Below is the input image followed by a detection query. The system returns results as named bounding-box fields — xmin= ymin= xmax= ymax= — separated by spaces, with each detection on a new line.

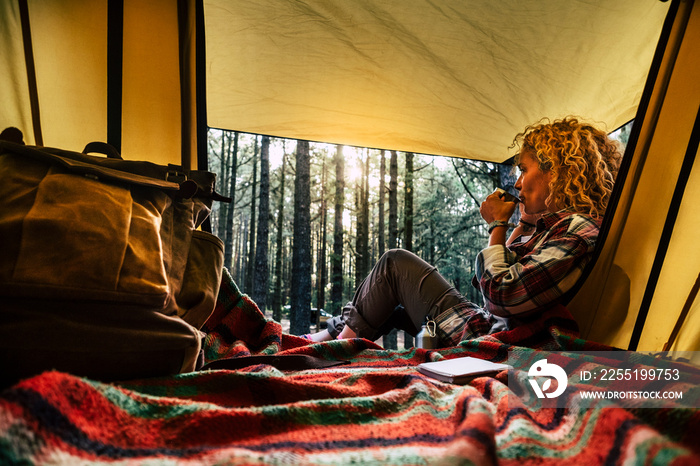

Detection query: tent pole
xmin=195 ymin=0 xmax=208 ymax=172
xmin=18 ymin=0 xmax=42 ymax=146
xmin=663 ymin=272 xmax=700 ymax=351
xmin=107 ymin=0 xmax=124 ymax=153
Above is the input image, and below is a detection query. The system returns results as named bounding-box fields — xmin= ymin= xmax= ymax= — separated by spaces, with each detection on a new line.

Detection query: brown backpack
xmin=0 ymin=141 xmax=228 ymax=387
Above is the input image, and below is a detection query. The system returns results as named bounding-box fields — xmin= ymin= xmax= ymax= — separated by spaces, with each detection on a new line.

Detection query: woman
xmin=308 ymin=117 xmax=621 ymax=346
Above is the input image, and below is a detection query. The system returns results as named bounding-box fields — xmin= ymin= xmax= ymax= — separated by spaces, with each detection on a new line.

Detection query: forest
xmin=207 ymin=125 xmax=630 ymax=348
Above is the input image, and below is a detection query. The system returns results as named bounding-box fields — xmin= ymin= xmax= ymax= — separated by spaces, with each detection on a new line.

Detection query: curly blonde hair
xmin=512 ymin=117 xmax=622 ymax=219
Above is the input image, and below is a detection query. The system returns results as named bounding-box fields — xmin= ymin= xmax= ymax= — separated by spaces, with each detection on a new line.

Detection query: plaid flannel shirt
xmin=475 ymin=209 xmax=600 ymax=318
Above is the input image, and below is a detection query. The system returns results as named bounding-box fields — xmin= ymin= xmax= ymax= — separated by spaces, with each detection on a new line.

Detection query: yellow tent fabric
xmin=635 ymin=2 xmax=700 ymax=354
xmin=0 ymin=0 xmax=198 ymax=168
xmin=205 ymin=0 xmax=669 ymax=162
xmin=0 ymin=1 xmax=33 ymax=145
xmin=567 ymin=0 xmax=700 ymax=354
xmin=1 ymin=0 xmax=669 ymax=163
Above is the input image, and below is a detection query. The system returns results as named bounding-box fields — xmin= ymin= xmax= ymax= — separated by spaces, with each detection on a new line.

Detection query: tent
xmin=1 ymin=0 xmax=699 ymax=353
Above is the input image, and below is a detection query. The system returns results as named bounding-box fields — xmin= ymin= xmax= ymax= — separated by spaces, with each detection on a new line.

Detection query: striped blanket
xmin=1 ymin=270 xmax=699 ymax=465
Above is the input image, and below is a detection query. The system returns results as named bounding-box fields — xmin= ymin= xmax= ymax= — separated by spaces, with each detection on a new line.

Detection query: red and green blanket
xmin=1 ymin=269 xmax=699 ymax=465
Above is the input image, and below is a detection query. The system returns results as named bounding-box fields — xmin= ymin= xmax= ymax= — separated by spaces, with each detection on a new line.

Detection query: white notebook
xmin=417 ymin=356 xmax=510 ymax=384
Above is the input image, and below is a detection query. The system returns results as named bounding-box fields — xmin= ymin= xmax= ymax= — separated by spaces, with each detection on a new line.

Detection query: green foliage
xmin=208 ymin=130 xmax=510 ymax=316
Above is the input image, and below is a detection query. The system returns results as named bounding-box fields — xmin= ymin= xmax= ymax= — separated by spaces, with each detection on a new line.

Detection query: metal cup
xmin=495 ymin=188 xmax=520 ymax=204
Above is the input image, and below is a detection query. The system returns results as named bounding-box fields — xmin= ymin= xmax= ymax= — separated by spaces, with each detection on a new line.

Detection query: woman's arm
xmin=476 ymin=213 xmax=599 ymax=317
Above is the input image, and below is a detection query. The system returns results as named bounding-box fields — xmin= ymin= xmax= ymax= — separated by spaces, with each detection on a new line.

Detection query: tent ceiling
xmin=205 ymin=0 xmax=669 ymax=163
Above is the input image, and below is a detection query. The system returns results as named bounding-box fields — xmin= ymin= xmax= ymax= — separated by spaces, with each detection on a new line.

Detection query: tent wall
xmin=567 ymin=0 xmax=700 ymax=353
xmin=0 ymin=1 xmax=35 ymax=145
xmin=204 ymin=0 xmax=668 ymax=163
xmin=0 ymin=0 xmax=204 ymax=169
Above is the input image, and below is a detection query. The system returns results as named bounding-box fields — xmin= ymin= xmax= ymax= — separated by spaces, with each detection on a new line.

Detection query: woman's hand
xmin=481 ymin=190 xmax=517 ymax=247
xmin=480 ymin=190 xmax=517 ymax=224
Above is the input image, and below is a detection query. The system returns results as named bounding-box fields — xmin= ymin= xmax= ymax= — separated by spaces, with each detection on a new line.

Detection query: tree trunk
xmin=498 ymin=163 xmax=520 ymax=224
xmin=316 ymin=155 xmax=328 ymax=322
xmin=216 ymin=132 xmax=229 ymax=243
xmin=378 ymin=150 xmax=386 ymax=256
xmin=290 ymin=140 xmax=312 ymax=335
xmin=245 ymin=137 xmax=259 ymax=293
xmin=330 ymin=145 xmax=345 ymax=315
xmin=355 ymin=151 xmax=371 ymax=288
xmin=235 ymin=216 xmax=246 ymax=283
xmin=223 ymin=132 xmax=238 ymax=271
xmin=252 ymin=136 xmax=270 ymax=310
xmin=388 ymin=150 xmax=399 ymax=249
xmin=272 ymin=152 xmax=287 ymax=322
xmin=354 ymin=179 xmax=363 ymax=289
xmin=404 ymin=152 xmax=414 ymax=253
xmin=384 ymin=150 xmax=399 ymax=349
xmin=404 ymin=152 xmax=415 ymax=348
xmin=362 ymin=153 xmax=370 ymax=270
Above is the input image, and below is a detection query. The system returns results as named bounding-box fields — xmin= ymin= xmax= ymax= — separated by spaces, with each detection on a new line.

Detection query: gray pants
xmin=327 ymin=249 xmax=467 ymax=341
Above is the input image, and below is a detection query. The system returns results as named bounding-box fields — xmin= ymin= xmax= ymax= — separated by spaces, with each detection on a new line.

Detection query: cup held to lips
xmin=495 ymin=188 xmax=520 ymax=204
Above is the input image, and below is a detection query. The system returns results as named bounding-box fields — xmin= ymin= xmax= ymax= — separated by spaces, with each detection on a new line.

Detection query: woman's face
xmin=514 ymin=149 xmax=552 ymax=215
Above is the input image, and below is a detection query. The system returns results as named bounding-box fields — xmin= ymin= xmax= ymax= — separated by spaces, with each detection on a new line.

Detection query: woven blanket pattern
xmin=1 ymin=269 xmax=699 ymax=465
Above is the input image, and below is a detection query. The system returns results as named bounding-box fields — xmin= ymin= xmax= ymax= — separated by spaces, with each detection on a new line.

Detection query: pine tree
xmin=252 ymin=136 xmax=270 ymax=311
xmin=378 ymin=150 xmax=386 ymax=256
xmin=290 ymin=140 xmax=312 ymax=335
xmin=403 ymin=152 xmax=415 ymax=348
xmin=383 ymin=150 xmax=400 ymax=349
xmin=223 ymin=132 xmax=238 ymax=271
xmin=330 ymin=145 xmax=345 ymax=315
xmin=272 ymin=150 xmax=287 ymax=322
xmin=245 ymin=137 xmax=259 ymax=293
xmin=315 ymin=154 xmax=328 ymax=325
